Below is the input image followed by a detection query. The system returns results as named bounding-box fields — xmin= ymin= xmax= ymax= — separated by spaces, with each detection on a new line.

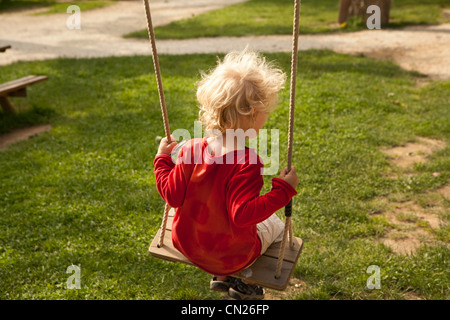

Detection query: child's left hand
xmin=157 ymin=135 xmax=178 ymax=156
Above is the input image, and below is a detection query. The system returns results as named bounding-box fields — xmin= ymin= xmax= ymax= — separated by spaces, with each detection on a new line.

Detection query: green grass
xmin=0 ymin=0 xmax=115 ymax=14
xmin=125 ymin=0 xmax=450 ymax=39
xmin=0 ymin=51 xmax=449 ymax=299
xmin=0 ymin=0 xmax=54 ymax=12
xmin=34 ymin=1 xmax=114 ymax=15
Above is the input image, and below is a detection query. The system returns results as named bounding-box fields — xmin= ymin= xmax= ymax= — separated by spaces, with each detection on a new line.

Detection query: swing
xmin=144 ymin=0 xmax=303 ymax=291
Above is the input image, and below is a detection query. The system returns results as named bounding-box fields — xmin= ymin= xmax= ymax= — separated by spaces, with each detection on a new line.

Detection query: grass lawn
xmin=125 ymin=0 xmax=450 ymax=39
xmin=0 ymin=51 xmax=449 ymax=299
xmin=0 ymin=0 xmax=115 ymax=14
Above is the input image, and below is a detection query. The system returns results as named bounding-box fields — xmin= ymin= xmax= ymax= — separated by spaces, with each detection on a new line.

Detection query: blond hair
xmin=197 ymin=49 xmax=286 ymax=135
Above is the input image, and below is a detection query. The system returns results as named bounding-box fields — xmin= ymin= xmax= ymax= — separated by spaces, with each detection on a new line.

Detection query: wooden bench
xmin=0 ymin=75 xmax=48 ymax=114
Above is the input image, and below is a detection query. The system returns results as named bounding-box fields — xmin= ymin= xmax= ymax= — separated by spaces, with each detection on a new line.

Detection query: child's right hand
xmin=279 ymin=166 xmax=299 ymax=189
xmin=157 ymin=135 xmax=178 ymax=156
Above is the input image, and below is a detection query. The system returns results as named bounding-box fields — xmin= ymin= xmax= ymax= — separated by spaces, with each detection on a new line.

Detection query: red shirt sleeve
xmin=153 ymin=146 xmax=193 ymax=208
xmin=226 ymin=160 xmax=298 ymax=227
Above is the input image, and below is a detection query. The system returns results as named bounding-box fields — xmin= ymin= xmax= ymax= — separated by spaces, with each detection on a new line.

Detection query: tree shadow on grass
xmin=0 ymin=0 xmax=55 ymax=13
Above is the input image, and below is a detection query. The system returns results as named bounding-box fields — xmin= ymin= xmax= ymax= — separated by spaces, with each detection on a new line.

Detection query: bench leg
xmin=0 ymin=96 xmax=16 ymax=114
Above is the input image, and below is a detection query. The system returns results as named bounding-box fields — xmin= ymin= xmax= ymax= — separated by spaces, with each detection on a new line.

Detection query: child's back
xmin=154 ymin=136 xmax=296 ymax=275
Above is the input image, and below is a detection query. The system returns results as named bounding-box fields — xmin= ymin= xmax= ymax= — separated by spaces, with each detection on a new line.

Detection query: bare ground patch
xmin=381 ymin=137 xmax=446 ymax=170
xmin=375 ymin=200 xmax=445 ymax=255
xmin=404 ymin=291 xmax=423 ymax=300
xmin=265 ymin=277 xmax=305 ymax=300
xmin=0 ymin=124 xmax=51 ymax=150
xmin=219 ymin=277 xmax=305 ymax=300
xmin=436 ymin=185 xmax=450 ymax=200
xmin=376 ymin=137 xmax=449 ymax=255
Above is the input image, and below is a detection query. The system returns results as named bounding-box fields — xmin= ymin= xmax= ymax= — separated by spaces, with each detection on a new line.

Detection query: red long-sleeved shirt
xmin=153 ymin=137 xmax=297 ymax=276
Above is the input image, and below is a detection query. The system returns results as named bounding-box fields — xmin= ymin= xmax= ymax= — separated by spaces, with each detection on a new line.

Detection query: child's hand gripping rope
xmin=156 ymin=135 xmax=178 ymax=156
xmin=279 ymin=166 xmax=299 ymax=189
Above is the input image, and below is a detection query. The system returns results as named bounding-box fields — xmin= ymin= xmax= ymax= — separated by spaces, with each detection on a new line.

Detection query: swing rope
xmin=143 ymin=0 xmax=172 ymax=248
xmin=275 ymin=0 xmax=301 ymax=279
xmin=144 ymin=0 xmax=301 ymax=277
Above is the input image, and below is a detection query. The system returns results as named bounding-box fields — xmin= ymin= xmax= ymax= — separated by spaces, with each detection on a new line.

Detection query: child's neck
xmin=207 ymin=134 xmax=247 ymax=157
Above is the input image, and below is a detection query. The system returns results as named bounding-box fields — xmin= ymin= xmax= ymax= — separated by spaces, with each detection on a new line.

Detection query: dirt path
xmin=1 ymin=0 xmax=449 ymax=80
xmin=0 ymin=0 xmax=246 ymax=63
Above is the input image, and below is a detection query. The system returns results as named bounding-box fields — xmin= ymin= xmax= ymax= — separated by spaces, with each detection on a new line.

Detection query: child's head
xmin=197 ymin=49 xmax=286 ymax=135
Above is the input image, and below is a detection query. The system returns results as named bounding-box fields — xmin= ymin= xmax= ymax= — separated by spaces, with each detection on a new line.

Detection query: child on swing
xmin=154 ymin=49 xmax=299 ymax=300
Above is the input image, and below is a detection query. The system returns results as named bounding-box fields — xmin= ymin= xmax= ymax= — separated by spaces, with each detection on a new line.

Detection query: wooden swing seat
xmin=149 ymin=209 xmax=303 ymax=291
